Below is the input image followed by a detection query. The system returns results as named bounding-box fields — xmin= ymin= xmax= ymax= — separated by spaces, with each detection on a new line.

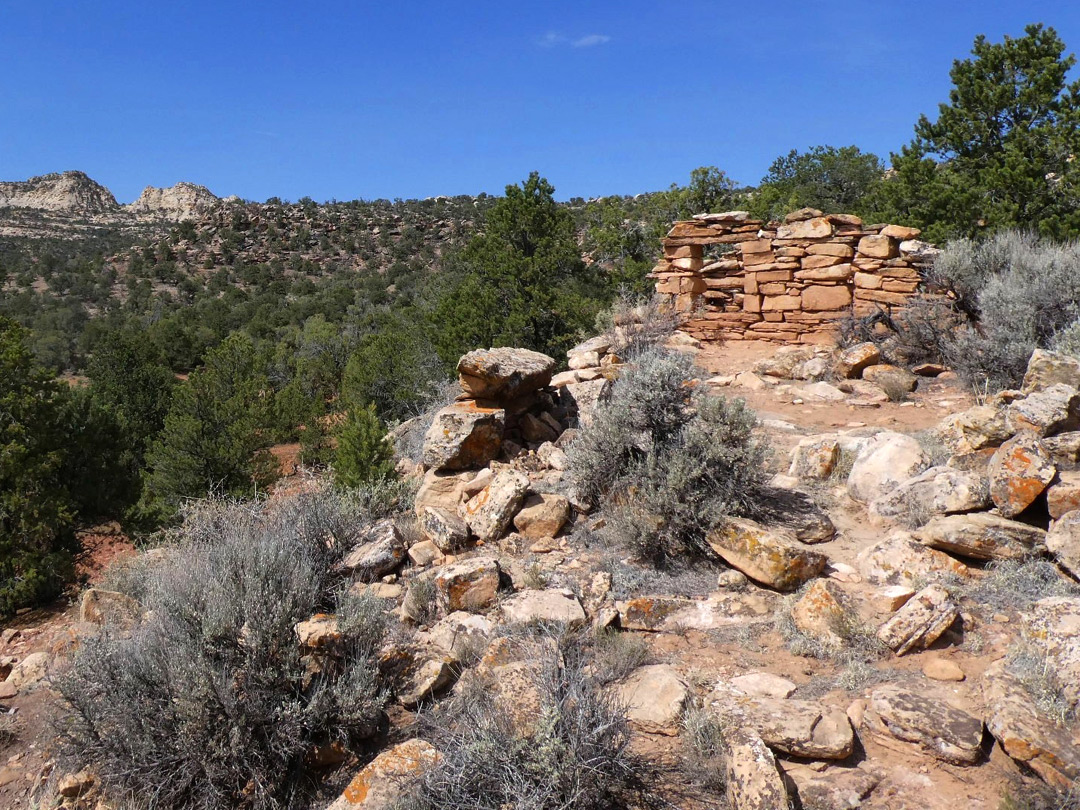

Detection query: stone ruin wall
xmin=651 ymin=210 xmax=938 ymax=344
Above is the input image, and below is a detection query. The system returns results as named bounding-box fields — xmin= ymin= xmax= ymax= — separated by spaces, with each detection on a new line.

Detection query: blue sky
xmin=2 ymin=1 xmax=1079 ymax=203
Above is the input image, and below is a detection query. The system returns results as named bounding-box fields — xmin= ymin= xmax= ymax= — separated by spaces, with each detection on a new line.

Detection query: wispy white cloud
xmin=572 ymin=34 xmax=611 ymax=48
xmin=537 ymin=31 xmax=611 ymax=49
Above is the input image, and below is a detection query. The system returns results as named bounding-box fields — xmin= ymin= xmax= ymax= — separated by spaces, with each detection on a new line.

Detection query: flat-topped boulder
xmin=422 ymin=401 xmax=505 ymax=471
xmin=457 ymin=347 xmax=556 ymax=402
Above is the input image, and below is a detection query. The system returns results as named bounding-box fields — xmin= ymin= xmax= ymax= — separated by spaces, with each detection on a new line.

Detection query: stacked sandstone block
xmin=651 ymin=208 xmax=935 ymax=343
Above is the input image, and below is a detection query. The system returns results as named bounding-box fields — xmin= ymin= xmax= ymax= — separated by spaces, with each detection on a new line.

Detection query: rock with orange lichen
xmin=432 ymin=556 xmax=501 ymax=613
xmin=791 ymin=579 xmax=855 ymax=647
xmin=988 ymin=432 xmax=1056 ymax=517
xmin=706 ymin=518 xmax=827 ymax=591
xmin=326 ymin=739 xmax=441 ymax=809
xmin=457 ymin=347 xmax=555 ymax=402
xmin=422 ymin=401 xmax=505 ymax=471
xmin=459 ymin=469 xmax=529 ymax=544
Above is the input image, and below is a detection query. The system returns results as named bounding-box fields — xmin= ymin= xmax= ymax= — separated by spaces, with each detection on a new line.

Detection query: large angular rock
xmin=791 ymin=579 xmax=855 ymax=647
xmin=935 ymin=405 xmax=1012 ymax=454
xmin=741 ymin=698 xmax=854 ymax=760
xmin=457 ymin=348 xmax=555 ymax=402
xmin=1021 ymin=348 xmax=1080 ymax=395
xmin=723 ymin=729 xmax=790 ymax=810
xmin=499 ymin=588 xmax=586 ymax=627
xmin=788 ymin=436 xmax=840 ymax=480
xmin=421 ymin=612 xmax=494 ymax=663
xmin=432 ymin=557 xmax=501 ymax=613
xmin=862 ymin=363 xmax=917 ymax=394
xmin=418 ymin=507 xmax=469 ymax=552
xmin=847 ymin=432 xmax=930 ymax=503
xmin=422 ymin=402 xmax=505 ymax=471
xmin=835 ymin=342 xmax=881 ymax=378
xmin=988 ymin=432 xmax=1056 ymax=517
xmin=706 ymin=518 xmax=827 ymax=592
xmin=984 ymin=659 xmax=1080 ymax=789
xmin=391 ymin=647 xmax=456 ymax=708
xmin=6 ymin=652 xmax=49 ymax=691
xmin=915 ymin=512 xmax=1046 ymax=561
xmin=616 ymin=592 xmax=776 ymax=632
xmin=868 ymin=466 xmax=989 ymax=522
xmin=870 ymin=685 xmax=983 ymax=764
xmin=1046 ymin=471 xmax=1080 ymax=519
xmin=876 ymin=583 xmax=958 ymax=654
xmin=341 ymin=520 xmax=406 ymax=581
xmin=460 ymin=469 xmax=530 ymax=544
xmin=1006 ymin=383 xmax=1080 ymax=436
xmin=1043 ymin=431 xmax=1080 ymax=469
xmin=856 ymin=531 xmax=971 ymax=587
xmin=295 ymin=614 xmax=342 ymax=652
xmin=413 ymin=469 xmax=470 ymax=518
xmin=1021 ymin=597 xmax=1080 ymax=713
xmin=753 ymin=345 xmax=818 ymax=379
xmin=615 ymin=664 xmax=689 ymax=735
xmin=327 ymin=739 xmax=442 ymax=810
xmin=562 ymin=378 xmax=611 ymax=428
xmin=512 ymin=493 xmax=570 ymax=539
xmin=1046 ymin=510 xmax=1080 ymax=578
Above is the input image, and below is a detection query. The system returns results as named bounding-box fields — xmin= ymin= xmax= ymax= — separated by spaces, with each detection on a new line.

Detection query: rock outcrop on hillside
xmin=125 ymin=182 xmax=220 ymax=219
xmin=0 ymin=171 xmax=119 ymax=215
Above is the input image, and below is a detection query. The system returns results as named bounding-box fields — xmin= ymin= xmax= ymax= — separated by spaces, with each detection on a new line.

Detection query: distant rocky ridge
xmin=0 ymin=170 xmax=220 ymax=221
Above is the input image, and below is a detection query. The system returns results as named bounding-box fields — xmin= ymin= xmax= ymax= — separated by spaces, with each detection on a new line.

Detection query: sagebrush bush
xmin=933 ymin=231 xmax=1080 ymax=389
xmin=55 ymin=488 xmax=400 ymax=810
xmin=593 ymin=289 xmax=683 ymax=360
xmin=397 ymin=631 xmax=643 ymax=810
xmin=568 ymin=348 xmax=769 ymax=565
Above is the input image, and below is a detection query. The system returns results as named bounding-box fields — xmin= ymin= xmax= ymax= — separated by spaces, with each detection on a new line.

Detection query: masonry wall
xmin=651 ymin=210 xmax=937 ymax=343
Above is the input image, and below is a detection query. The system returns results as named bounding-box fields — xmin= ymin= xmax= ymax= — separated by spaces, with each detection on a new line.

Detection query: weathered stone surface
xmin=422 ymin=612 xmax=494 ymax=663
xmin=856 ymin=531 xmax=970 ymax=587
xmin=870 ymin=685 xmax=983 ymax=764
xmin=1021 ymin=597 xmax=1080 ymax=712
xmin=422 ymin=402 xmax=505 ymax=471
xmin=407 ymin=540 xmax=443 ymax=567
xmin=723 ymin=729 xmax=790 ymax=810
xmin=433 ymin=557 xmax=501 ymax=613
xmin=327 ymin=739 xmax=441 ymax=810
xmin=777 ymin=217 xmax=832 ymax=240
xmin=923 ymin=657 xmax=965 ymax=681
xmin=419 ymin=507 xmax=469 ymax=552
xmin=847 ymin=432 xmax=930 ymax=503
xmin=460 ymin=469 xmax=529 ymax=543
xmin=342 ymin=520 xmax=407 ymax=581
xmin=6 ymin=652 xmax=49 ymax=691
xmin=791 ymin=769 xmax=880 ymax=810
xmin=79 ymin=588 xmax=141 ymax=628
xmin=742 ymin=698 xmax=855 ymax=759
xmin=869 ymin=466 xmax=990 ymax=522
xmin=835 ymin=342 xmax=881 ymax=378
xmin=1007 ymin=383 xmax=1080 ymax=436
xmin=562 ymin=378 xmax=611 ymax=428
xmin=916 ymin=512 xmax=1046 ymax=561
xmin=802 ymin=285 xmax=852 ymax=311
xmin=753 ymin=345 xmax=818 ymax=379
xmin=857 ymin=234 xmax=898 ymax=259
xmin=862 ymin=363 xmax=918 ymax=394
xmin=789 ymin=436 xmax=841 ymax=480
xmin=706 ymin=518 xmax=827 ymax=591
xmin=935 ymin=405 xmax=1012 ymax=454
xmin=295 ymin=614 xmax=342 ymax=651
xmin=499 ymin=588 xmax=585 ymax=626
xmin=616 ymin=592 xmax=776 ymax=632
xmin=394 ymin=649 xmax=456 ymax=708
xmin=876 ymin=583 xmax=958 ymax=655
xmin=801 ymin=381 xmax=846 ymax=401
xmin=881 ymin=224 xmax=922 ymax=240
xmin=457 ymin=347 xmax=555 ymax=402
xmin=988 ymin=432 xmax=1056 ymax=517
xmin=615 ymin=664 xmax=689 ymax=734
xmin=1047 ymin=471 xmax=1080 ymax=519
xmin=791 ymin=579 xmax=855 ymax=647
xmin=984 ymin=659 xmax=1080 ymax=789
xmin=1044 ymin=430 xmax=1080 ymax=469
xmin=729 ymin=672 xmax=797 ymax=699
xmin=1021 ymin=348 xmax=1080 ymax=395
xmin=414 ymin=469 xmax=469 ymax=518
xmin=512 ymin=493 xmax=570 ymax=539
xmin=1047 ymin=509 xmax=1080 ymax=578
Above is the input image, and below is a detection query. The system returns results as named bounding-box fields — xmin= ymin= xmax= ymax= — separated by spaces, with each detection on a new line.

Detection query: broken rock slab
xmin=1006 ymin=383 xmax=1080 ymax=437
xmin=935 ymin=404 xmax=1012 ymax=455
xmin=327 ymin=739 xmax=442 ymax=810
xmin=707 ymin=518 xmax=827 ymax=591
xmin=422 ymin=401 xmax=505 ymax=471
xmin=723 ymin=728 xmax=790 ymax=810
xmin=870 ymin=685 xmax=983 ymax=765
xmin=459 ymin=469 xmax=530 ymax=544
xmin=856 ymin=531 xmax=970 ymax=588
xmin=457 ymin=347 xmax=555 ymax=402
xmin=847 ymin=431 xmax=930 ymax=503
xmin=791 ymin=579 xmax=856 ymax=648
xmin=1021 ymin=596 xmax=1080 ymax=713
xmin=499 ymin=588 xmax=586 ymax=627
xmin=876 ymin=583 xmax=959 ymax=655
xmin=616 ymin=592 xmax=776 ymax=632
xmin=868 ymin=465 xmax=990 ymax=523
xmin=1046 ymin=509 xmax=1080 ymax=578
xmin=432 ymin=557 xmax=501 ymax=614
xmin=1021 ymin=348 xmax=1080 ymax=395
xmin=615 ymin=664 xmax=689 ymax=735
xmin=988 ymin=432 xmax=1056 ymax=517
xmin=915 ymin=511 xmax=1046 ymax=561
xmin=341 ymin=520 xmax=407 ymax=581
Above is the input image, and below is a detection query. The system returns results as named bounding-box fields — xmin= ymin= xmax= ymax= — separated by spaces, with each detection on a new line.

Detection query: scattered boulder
xmin=561 ymin=378 xmax=611 ymax=428
xmin=870 ymin=685 xmax=983 ymax=764
xmin=6 ymin=652 xmax=49 ymax=691
xmin=460 ymin=469 xmax=530 ymax=544
xmin=706 ymin=518 xmax=827 ymax=591
xmin=988 ymin=432 xmax=1056 ymax=517
xmin=984 ymin=659 xmax=1080 ymax=789
xmin=79 ymin=588 xmax=142 ymax=629
xmin=341 ymin=520 xmax=406 ymax=581
xmin=835 ymin=342 xmax=881 ymax=378
xmin=499 ymin=588 xmax=586 ymax=627
xmin=326 ymin=739 xmax=442 ymax=810
xmin=1046 ymin=510 xmax=1080 ymax=578
xmin=923 ymin=658 xmax=965 ymax=682
xmin=615 ymin=664 xmax=689 ymax=735
xmin=422 ymin=402 xmax=505 ymax=471
xmin=915 ymin=512 xmax=1046 ymax=561
xmin=856 ymin=531 xmax=970 ymax=587
xmin=418 ymin=507 xmax=469 ymax=553
xmin=847 ymin=432 xmax=930 ymax=503
xmin=512 ymin=493 xmax=570 ymax=539
xmin=876 ymin=583 xmax=958 ymax=655
xmin=1021 ymin=597 xmax=1080 ymax=712
xmin=723 ymin=728 xmax=790 ymax=810
xmin=432 ymin=557 xmax=501 ymax=613
xmin=295 ymin=614 xmax=342 ymax=652
xmin=422 ymin=612 xmax=494 ymax=663
xmin=393 ymin=649 xmax=456 ymax=708
xmin=414 ymin=469 xmax=470 ymax=517
xmin=1046 ymin=471 xmax=1080 ymax=519
xmin=1006 ymin=383 xmax=1080 ymax=436
xmin=788 ymin=436 xmax=840 ymax=480
xmin=868 ymin=466 xmax=990 ymax=523
xmin=457 ymin=347 xmax=555 ymax=402
xmin=791 ymin=579 xmax=855 ymax=647
xmin=729 ymin=672 xmax=797 ymax=699
xmin=740 ymin=698 xmax=854 ymax=760
xmin=935 ymin=405 xmax=1012 ymax=455
xmin=862 ymin=364 xmax=918 ymax=394
xmin=1043 ymin=431 xmax=1080 ymax=469
xmin=1021 ymin=348 xmax=1080 ymax=395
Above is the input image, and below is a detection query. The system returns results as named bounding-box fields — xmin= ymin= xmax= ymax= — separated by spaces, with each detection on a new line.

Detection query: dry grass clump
xmin=961 ymin=558 xmax=1080 ymax=615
